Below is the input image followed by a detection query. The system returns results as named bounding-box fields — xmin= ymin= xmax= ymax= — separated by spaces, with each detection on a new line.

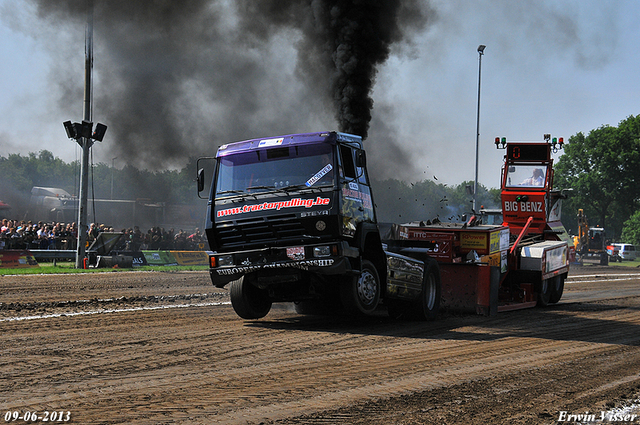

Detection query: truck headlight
xmin=313 ymin=245 xmax=331 ymax=257
xmin=217 ymin=254 xmax=234 ymax=266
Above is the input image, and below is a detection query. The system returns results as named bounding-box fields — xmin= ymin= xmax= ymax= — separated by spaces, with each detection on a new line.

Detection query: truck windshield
xmin=505 ymin=164 xmax=546 ymax=188
xmin=216 ymin=143 xmax=334 ymax=196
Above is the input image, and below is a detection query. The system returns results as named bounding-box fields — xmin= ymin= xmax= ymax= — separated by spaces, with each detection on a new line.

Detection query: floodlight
xmin=80 ymin=120 xmax=93 ymax=139
xmin=63 ymin=121 xmax=77 ymax=139
xmin=93 ymin=123 xmax=107 ymax=142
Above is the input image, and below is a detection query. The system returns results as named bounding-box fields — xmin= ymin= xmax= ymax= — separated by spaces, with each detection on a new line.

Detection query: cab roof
xmin=216 ymin=131 xmax=363 ymax=157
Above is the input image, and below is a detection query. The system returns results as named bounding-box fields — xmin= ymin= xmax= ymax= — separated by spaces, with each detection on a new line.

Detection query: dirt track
xmin=2 ymin=266 xmax=640 ymax=424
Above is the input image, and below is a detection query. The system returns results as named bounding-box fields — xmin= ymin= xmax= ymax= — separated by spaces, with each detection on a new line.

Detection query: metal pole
xmin=473 ymin=45 xmax=485 ymax=213
xmin=111 ymin=157 xmax=117 ymax=200
xmin=76 ymin=0 xmax=93 ymax=268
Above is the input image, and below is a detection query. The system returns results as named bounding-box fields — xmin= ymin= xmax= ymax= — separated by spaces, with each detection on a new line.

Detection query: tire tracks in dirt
xmin=2 ymin=269 xmax=640 ymax=424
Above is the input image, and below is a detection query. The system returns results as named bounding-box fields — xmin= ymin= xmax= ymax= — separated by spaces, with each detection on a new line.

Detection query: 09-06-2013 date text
xmin=4 ymin=411 xmax=70 ymax=422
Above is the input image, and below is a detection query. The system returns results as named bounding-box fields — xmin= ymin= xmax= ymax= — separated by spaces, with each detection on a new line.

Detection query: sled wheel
xmin=537 ymin=278 xmax=552 ymax=307
xmin=549 ymin=275 xmax=564 ymax=304
xmin=407 ymin=259 xmax=441 ymax=320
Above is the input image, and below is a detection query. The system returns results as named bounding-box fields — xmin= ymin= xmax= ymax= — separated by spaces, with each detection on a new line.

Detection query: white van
xmin=612 ymin=243 xmax=637 ymax=261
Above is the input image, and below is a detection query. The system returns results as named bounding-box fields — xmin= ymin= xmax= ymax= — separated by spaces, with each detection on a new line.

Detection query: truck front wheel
xmin=229 ymin=275 xmax=272 ymax=319
xmin=341 ymin=260 xmax=381 ymax=315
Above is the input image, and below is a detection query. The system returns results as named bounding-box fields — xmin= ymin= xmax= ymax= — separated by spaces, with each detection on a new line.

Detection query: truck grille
xmin=216 ymin=214 xmax=307 ymax=248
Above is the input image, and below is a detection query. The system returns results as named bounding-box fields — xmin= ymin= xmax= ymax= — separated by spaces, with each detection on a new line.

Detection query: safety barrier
xmin=0 ymin=249 xmax=209 ymax=269
xmin=0 ymin=250 xmax=39 ymax=269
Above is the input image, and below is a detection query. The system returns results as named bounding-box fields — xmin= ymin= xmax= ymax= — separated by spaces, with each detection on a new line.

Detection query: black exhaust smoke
xmin=313 ymin=0 xmax=409 ymax=139
xmin=23 ymin=0 xmax=430 ymax=169
xmin=238 ymin=0 xmax=430 ymax=139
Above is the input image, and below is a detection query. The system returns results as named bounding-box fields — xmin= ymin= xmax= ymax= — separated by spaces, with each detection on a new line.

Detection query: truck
xmin=494 ymin=134 xmax=574 ymax=306
xmin=197 ymin=131 xmax=571 ymax=319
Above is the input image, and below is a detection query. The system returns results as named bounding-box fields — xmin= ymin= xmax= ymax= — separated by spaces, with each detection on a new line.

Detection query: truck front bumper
xmin=208 ymin=243 xmax=355 ymax=287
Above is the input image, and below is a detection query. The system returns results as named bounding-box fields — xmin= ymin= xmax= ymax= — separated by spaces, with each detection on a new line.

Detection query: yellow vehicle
xmin=576 ymin=209 xmax=608 ymax=264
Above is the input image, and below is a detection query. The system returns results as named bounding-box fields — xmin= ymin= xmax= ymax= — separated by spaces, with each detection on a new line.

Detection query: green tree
xmin=554 ymin=115 xmax=640 ymax=239
xmin=621 ymin=211 xmax=640 ymax=245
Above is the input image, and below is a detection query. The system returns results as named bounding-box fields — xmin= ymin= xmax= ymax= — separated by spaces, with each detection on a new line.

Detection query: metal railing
xmin=29 ymin=250 xmax=77 ymax=262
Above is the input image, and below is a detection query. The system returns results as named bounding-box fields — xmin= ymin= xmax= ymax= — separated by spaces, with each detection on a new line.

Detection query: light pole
xmin=111 ymin=157 xmax=117 ymax=200
xmin=62 ymin=0 xmax=107 ymax=268
xmin=473 ymin=44 xmax=486 ymax=213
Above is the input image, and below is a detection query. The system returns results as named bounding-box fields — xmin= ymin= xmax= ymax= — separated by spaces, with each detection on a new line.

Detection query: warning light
xmin=495 ymin=136 xmax=507 ymax=149
xmin=549 ymin=136 xmax=565 ymax=152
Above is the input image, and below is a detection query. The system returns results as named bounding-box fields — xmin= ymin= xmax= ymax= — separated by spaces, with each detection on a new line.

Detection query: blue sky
xmin=1 ymin=0 xmax=639 ymax=188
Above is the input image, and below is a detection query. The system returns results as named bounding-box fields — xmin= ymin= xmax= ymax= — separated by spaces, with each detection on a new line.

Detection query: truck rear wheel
xmin=549 ymin=275 xmax=564 ymax=304
xmin=229 ymin=275 xmax=272 ymax=319
xmin=341 ymin=260 xmax=380 ymax=315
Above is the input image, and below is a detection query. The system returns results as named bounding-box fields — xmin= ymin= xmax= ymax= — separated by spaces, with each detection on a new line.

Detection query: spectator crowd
xmin=0 ymin=218 xmax=208 ymax=251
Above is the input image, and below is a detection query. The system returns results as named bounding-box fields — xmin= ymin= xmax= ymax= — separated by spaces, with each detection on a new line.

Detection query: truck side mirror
xmin=197 ymin=168 xmax=205 ymax=193
xmin=196 ymin=156 xmax=216 ymax=199
xmin=560 ymin=188 xmax=573 ymax=199
xmin=355 ymin=150 xmax=366 ymax=168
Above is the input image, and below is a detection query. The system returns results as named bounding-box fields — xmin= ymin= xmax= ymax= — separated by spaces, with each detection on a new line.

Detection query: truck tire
xmin=404 ymin=259 xmax=441 ymax=321
xmin=549 ymin=275 xmax=564 ymax=304
xmin=229 ymin=275 xmax=272 ymax=319
xmin=537 ymin=278 xmax=552 ymax=307
xmin=417 ymin=259 xmax=441 ymax=320
xmin=340 ymin=260 xmax=380 ymax=315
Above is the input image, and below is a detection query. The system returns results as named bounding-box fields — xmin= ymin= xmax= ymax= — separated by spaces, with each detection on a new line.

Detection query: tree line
xmin=554 ymin=114 xmax=640 ymax=244
xmin=0 ymin=153 xmax=200 ymax=217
